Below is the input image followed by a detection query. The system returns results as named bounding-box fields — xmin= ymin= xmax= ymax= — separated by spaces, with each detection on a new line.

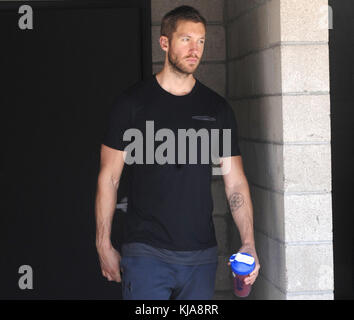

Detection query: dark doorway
xmin=329 ymin=0 xmax=354 ymax=300
xmin=0 ymin=0 xmax=151 ymax=299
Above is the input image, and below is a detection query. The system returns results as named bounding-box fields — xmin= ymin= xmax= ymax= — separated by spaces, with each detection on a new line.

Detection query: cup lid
xmin=229 ymin=252 xmax=255 ymax=275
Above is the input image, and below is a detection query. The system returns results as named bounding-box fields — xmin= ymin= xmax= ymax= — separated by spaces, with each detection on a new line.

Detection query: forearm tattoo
xmin=228 ymin=192 xmax=244 ymax=214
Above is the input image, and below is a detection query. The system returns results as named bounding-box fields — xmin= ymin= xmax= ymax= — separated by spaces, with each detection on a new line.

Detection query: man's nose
xmin=189 ymin=40 xmax=200 ymax=53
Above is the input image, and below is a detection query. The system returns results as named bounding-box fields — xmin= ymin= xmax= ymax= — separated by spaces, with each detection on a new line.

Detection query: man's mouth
xmin=186 ymin=57 xmax=198 ymax=63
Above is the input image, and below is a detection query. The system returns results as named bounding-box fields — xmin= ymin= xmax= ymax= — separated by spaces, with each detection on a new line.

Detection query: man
xmin=95 ymin=5 xmax=260 ymax=300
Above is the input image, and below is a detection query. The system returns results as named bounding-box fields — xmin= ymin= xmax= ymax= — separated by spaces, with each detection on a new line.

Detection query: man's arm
xmin=95 ymin=144 xmax=126 ymax=282
xmin=220 ymin=155 xmax=260 ymax=285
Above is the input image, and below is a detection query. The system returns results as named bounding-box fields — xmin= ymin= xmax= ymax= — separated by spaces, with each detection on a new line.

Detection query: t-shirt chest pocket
xmin=191 ymin=114 xmax=218 ymax=132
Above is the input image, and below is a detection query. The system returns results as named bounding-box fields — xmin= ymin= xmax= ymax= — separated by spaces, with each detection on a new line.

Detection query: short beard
xmin=167 ymin=51 xmax=194 ymax=76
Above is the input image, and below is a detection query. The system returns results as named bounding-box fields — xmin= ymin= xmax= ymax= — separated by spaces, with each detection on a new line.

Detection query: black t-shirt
xmin=102 ymin=74 xmax=241 ymax=251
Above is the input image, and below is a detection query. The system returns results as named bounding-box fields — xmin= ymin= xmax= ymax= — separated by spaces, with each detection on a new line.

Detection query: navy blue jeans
xmin=120 ymin=255 xmax=218 ymax=300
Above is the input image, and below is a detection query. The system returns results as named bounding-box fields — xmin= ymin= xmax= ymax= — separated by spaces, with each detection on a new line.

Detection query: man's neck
xmin=155 ymin=70 xmax=196 ymax=96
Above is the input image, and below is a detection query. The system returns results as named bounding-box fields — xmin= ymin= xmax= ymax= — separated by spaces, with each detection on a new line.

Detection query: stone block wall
xmin=225 ymin=0 xmax=333 ymax=299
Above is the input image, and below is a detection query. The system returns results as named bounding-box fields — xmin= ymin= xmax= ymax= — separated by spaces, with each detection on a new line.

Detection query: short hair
xmin=160 ymin=5 xmax=206 ymax=41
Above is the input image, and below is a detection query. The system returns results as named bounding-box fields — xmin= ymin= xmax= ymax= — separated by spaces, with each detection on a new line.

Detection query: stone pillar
xmin=225 ymin=0 xmax=333 ymax=299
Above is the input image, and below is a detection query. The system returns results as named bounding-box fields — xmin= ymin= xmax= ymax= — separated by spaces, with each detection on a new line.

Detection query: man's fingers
xmin=105 ymin=269 xmax=121 ymax=283
xmin=249 ymin=270 xmax=258 ymax=279
xmin=243 ymin=265 xmax=260 ymax=285
xmin=115 ymin=274 xmax=122 ymax=283
xmin=102 ymin=268 xmax=114 ymax=281
xmin=245 ymin=274 xmax=256 ymax=285
xmin=249 ymin=269 xmax=257 ymax=277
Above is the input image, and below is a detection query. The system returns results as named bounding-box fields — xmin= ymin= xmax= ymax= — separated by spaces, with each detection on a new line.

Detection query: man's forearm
xmin=95 ymin=172 xmax=119 ymax=249
xmin=225 ymin=180 xmax=255 ymax=246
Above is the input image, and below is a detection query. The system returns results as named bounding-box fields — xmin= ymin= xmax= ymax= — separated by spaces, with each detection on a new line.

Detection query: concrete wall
xmin=151 ymin=0 xmax=333 ymax=299
xmin=225 ymin=0 xmax=333 ymax=299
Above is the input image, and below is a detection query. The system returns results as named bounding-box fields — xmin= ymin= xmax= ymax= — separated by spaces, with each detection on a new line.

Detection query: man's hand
xmin=97 ymin=244 xmax=123 ymax=282
xmin=227 ymin=244 xmax=260 ymax=286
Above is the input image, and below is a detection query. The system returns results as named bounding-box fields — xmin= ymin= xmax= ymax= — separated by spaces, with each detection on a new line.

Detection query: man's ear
xmin=160 ymin=35 xmax=169 ymax=53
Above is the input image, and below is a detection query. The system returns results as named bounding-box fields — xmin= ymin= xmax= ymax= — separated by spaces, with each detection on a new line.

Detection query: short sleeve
xmin=101 ymin=93 xmax=132 ymax=151
xmin=218 ymin=100 xmax=242 ymax=157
